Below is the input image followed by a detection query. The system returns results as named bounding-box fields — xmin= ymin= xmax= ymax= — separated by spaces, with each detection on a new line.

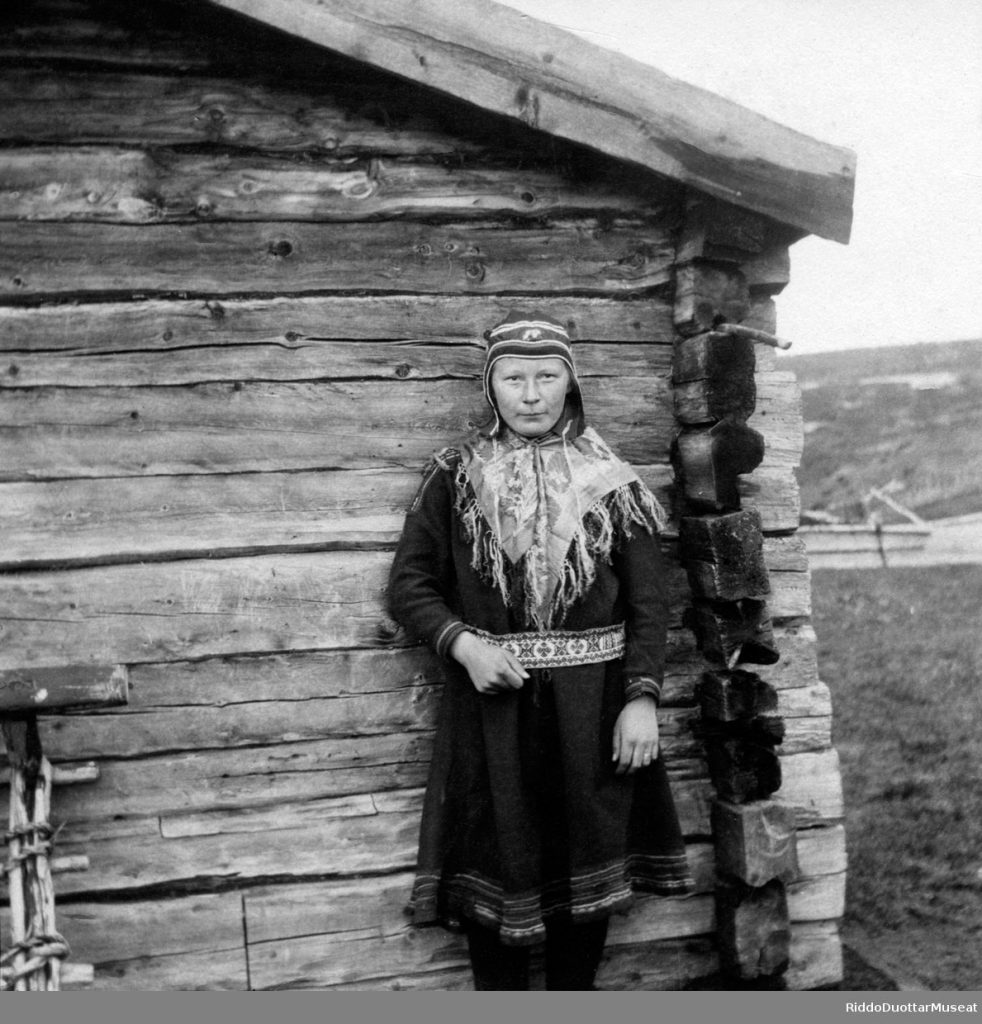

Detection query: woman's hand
xmin=612 ymin=696 xmax=660 ymax=775
xmin=450 ymin=631 xmax=529 ymax=695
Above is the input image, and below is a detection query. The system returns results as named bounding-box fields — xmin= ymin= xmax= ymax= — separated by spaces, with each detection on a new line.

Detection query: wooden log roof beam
xmin=204 ymin=0 xmax=855 ymax=243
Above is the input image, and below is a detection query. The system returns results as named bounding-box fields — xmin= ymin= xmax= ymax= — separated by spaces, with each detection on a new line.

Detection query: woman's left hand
xmin=612 ymin=697 xmax=660 ymax=775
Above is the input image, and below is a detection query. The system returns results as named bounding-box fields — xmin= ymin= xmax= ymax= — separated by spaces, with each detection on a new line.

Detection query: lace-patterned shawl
xmin=454 ymin=425 xmax=666 ymax=629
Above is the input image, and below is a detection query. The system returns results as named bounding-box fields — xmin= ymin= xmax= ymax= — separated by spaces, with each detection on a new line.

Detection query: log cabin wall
xmin=0 ymin=0 xmax=843 ymax=989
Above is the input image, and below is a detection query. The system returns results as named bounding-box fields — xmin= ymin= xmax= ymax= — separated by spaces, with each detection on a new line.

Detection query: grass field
xmin=811 ymin=566 xmax=982 ymax=991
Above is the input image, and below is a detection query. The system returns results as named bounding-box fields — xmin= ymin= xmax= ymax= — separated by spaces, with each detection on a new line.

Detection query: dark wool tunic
xmin=388 ymin=451 xmax=694 ymax=946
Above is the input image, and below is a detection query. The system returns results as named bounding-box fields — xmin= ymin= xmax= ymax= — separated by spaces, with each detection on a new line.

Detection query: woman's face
xmin=490 ymin=356 xmax=571 ymax=437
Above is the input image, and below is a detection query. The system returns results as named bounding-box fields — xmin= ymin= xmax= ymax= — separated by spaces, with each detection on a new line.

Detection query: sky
xmin=503 ymin=0 xmax=982 ymax=355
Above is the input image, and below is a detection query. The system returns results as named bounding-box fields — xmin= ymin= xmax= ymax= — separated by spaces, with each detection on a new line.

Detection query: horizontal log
xmin=246 ymin=895 xmax=716 ymax=991
xmin=0 ymin=550 xmax=390 ymax=670
xmin=0 ymin=541 xmax=810 ymax=670
xmin=33 ymin=695 xmax=698 ymax=763
xmin=0 ymin=377 xmax=673 ymax=481
xmin=41 ymin=734 xmax=436 ymax=822
xmin=786 ymin=920 xmax=842 ymax=990
xmin=40 ymin=842 xmax=840 ymax=989
xmin=51 ymin=854 xmax=90 ymax=874
xmin=0 ymin=664 xmax=127 ymax=713
xmin=35 ymin=750 xmax=839 ymax=898
xmin=754 ymin=624 xmax=819 ymax=690
xmin=1 ymin=218 xmax=675 ymax=299
xmin=787 ymin=871 xmax=845 ymax=923
xmin=777 ymin=750 xmax=843 ymax=827
xmin=0 ymin=7 xmax=215 ymax=71
xmin=241 ymin=851 xmax=715 ymax=946
xmin=0 ymin=68 xmax=486 ymax=156
xmin=0 ymin=707 xmax=824 ymax=825
xmin=0 ymin=146 xmax=670 ymax=224
xmin=0 ymin=293 xmax=674 ymax=352
xmin=738 ymin=466 xmax=800 ymax=533
xmin=794 ymin=824 xmax=846 ymax=878
xmin=748 ymin=371 xmax=804 ymax=469
xmin=55 ymin=890 xmax=248 ymax=991
xmin=1 ymin=337 xmax=668 ymax=389
xmin=51 ymin=762 xmax=100 ymax=785
xmin=0 ymin=465 xmax=674 ymax=570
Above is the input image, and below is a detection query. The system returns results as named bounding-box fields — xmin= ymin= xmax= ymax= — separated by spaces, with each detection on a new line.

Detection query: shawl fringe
xmin=453 ymin=460 xmax=666 ymax=629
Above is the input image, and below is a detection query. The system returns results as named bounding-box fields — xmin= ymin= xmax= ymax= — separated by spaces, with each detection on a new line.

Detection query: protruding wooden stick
xmin=51 ymin=854 xmax=90 ymax=874
xmin=714 ymin=322 xmax=793 ymax=350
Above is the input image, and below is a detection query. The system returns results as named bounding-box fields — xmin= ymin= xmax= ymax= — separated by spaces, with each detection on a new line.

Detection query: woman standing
xmin=388 ymin=310 xmax=693 ymax=990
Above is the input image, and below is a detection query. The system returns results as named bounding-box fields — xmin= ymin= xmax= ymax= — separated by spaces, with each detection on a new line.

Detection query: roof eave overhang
xmin=205 ymin=0 xmax=855 ymax=244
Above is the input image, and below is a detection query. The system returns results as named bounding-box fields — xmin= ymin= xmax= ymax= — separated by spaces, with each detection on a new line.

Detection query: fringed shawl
xmin=452 ymin=426 xmax=666 ymax=630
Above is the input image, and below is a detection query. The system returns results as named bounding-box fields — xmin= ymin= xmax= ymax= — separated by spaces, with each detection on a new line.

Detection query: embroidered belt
xmin=471 ymin=623 xmax=626 ymax=669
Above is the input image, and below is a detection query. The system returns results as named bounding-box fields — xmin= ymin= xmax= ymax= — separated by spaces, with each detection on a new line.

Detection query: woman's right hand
xmin=449 ymin=631 xmax=529 ymax=694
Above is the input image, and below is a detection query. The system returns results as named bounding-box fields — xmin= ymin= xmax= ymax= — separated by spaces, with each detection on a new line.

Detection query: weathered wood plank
xmin=1 ymin=337 xmax=669 ymax=388
xmin=738 ymin=466 xmax=801 ymax=533
xmin=777 ymin=750 xmax=843 ymax=827
xmin=246 ymin=886 xmax=716 ymax=991
xmin=204 ymin=0 xmax=855 ymax=242
xmin=786 ymin=920 xmax=843 ymax=989
xmin=37 ymin=766 xmax=834 ymax=890
xmin=754 ymin=623 xmax=820 ymax=690
xmin=1 ymin=700 xmax=824 ymax=824
xmin=0 ymin=541 xmax=810 ymax=670
xmin=0 ymin=68 xmax=482 ymax=155
xmin=0 ymin=550 xmax=389 ymax=670
xmin=0 ymin=2 xmax=216 ymax=71
xmin=0 ymin=219 xmax=675 ymax=299
xmin=795 ymin=824 xmax=846 ymax=878
xmin=749 ymin=370 xmax=804 ymax=469
xmin=0 ymin=663 xmax=127 ymax=713
xmin=4 ymin=832 xmax=842 ymax=988
xmin=788 ymin=871 xmax=845 ymax=923
xmin=0 ymin=294 xmax=675 ymax=352
xmin=11 ymin=762 xmax=839 ymax=898
xmin=0 ymin=377 xmax=673 ymax=481
xmin=54 ymin=890 xmax=248 ymax=991
xmin=39 ymin=734 xmax=436 ymax=822
xmin=0 ymin=147 xmax=669 ymax=224
xmin=0 ymin=465 xmax=676 ymax=569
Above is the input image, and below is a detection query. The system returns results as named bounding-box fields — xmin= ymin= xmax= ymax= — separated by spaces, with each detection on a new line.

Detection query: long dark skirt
xmin=407 ymin=660 xmax=694 ymax=946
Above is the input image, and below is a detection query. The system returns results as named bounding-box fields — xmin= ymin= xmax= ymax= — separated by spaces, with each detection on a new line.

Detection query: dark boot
xmin=465 ymin=922 xmax=531 ymax=991
xmin=544 ymin=918 xmax=609 ymax=991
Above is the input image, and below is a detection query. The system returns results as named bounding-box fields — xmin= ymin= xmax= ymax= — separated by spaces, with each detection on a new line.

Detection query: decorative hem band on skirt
xmin=470 ymin=622 xmax=625 ymax=669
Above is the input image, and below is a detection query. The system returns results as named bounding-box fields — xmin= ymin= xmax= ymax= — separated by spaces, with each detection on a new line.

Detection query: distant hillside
xmin=781 ymin=338 xmax=982 ymax=521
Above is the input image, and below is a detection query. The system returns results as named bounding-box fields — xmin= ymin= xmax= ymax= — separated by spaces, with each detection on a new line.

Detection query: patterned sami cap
xmin=481 ymin=309 xmax=582 ymax=434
